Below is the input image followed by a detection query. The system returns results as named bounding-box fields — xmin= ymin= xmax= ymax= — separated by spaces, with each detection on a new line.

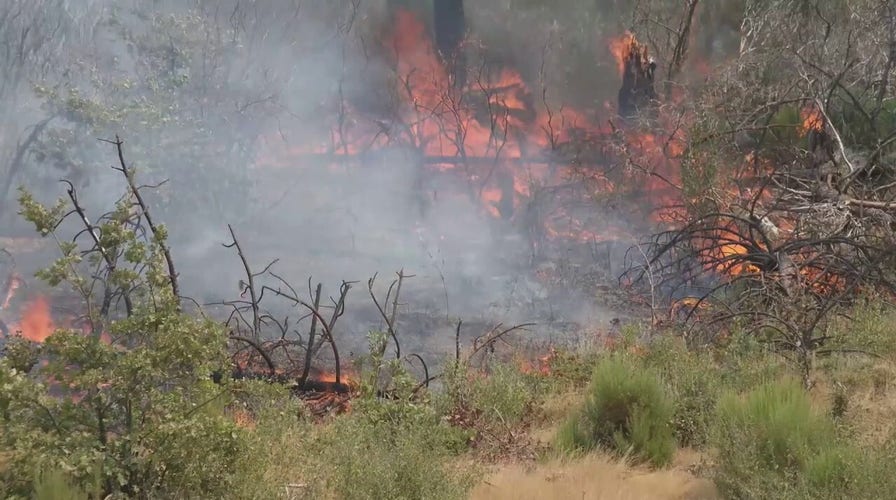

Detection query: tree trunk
xmin=433 ymin=0 xmax=466 ymax=88
xmin=617 ymin=35 xmax=657 ymax=119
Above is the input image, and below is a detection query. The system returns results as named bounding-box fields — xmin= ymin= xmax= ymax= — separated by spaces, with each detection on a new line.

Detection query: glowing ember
xmin=232 ymin=408 xmax=257 ymax=429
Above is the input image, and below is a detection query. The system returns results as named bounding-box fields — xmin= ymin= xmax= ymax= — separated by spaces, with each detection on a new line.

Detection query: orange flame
xmin=518 ymin=347 xmax=556 ymax=376
xmin=800 ymin=105 xmax=824 ymax=137
xmin=14 ymin=296 xmax=55 ymax=343
xmin=608 ymin=31 xmax=637 ymax=77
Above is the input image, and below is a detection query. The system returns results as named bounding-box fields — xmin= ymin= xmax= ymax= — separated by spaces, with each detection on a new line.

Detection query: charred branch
xmin=61 ymin=180 xmax=133 ymax=322
xmin=223 ymin=224 xmax=264 ymax=338
xmin=263 ymin=280 xmax=353 ymax=387
xmin=367 ymin=269 xmax=413 ymax=359
xmin=0 ymin=115 xmax=53 ymax=215
xmin=433 ymin=0 xmax=466 ymax=88
xmin=298 ymin=281 xmax=323 ymax=388
xmin=229 ymin=334 xmax=277 ymax=378
xmin=103 ymin=136 xmax=180 ymax=307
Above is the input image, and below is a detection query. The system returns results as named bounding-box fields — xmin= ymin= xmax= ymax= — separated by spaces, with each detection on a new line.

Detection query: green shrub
xmin=712 ymin=379 xmax=853 ymax=498
xmin=437 ymin=360 xmax=542 ymax=429
xmin=556 ymin=356 xmax=675 ymax=467
xmin=642 ymin=336 xmax=721 ymax=447
xmin=0 ymin=188 xmax=262 ymax=499
xmin=716 ymin=330 xmax=785 ymax=391
xmin=544 ymin=348 xmax=602 ymax=388
xmin=313 ymin=398 xmax=477 ymax=500
xmin=31 ymin=468 xmax=100 ymax=500
xmin=825 ymin=300 xmax=896 ymax=360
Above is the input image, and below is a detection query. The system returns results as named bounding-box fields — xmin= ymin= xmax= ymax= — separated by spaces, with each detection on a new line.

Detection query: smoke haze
xmin=0 ymin=1 xmax=640 ymax=357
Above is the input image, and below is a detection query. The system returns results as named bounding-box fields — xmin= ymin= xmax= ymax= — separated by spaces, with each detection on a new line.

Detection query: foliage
xmin=1 ymin=336 xmax=41 ymax=373
xmin=7 ymin=3 xmax=276 ymax=237
xmin=556 ymin=355 xmax=675 ymax=467
xmin=0 ymin=188 xmax=260 ymax=499
xmin=30 ymin=468 xmax=102 ymax=500
xmin=824 ymin=298 xmax=896 ymax=360
xmin=313 ymin=398 xmax=477 ymax=500
xmin=712 ymin=379 xmax=856 ymax=499
xmin=438 ymin=360 xmax=543 ymax=429
xmin=641 ymin=335 xmax=721 ymax=447
xmin=714 ymin=328 xmax=787 ymax=391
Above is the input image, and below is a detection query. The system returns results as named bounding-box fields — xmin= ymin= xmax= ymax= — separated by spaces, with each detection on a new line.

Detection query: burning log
xmin=433 ymin=0 xmax=466 ymax=88
xmin=297 ymin=390 xmax=352 ymax=419
xmin=617 ymin=34 xmax=658 ymax=119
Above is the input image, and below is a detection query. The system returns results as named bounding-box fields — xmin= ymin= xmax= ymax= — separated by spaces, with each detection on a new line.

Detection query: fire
xmin=799 ymin=105 xmax=825 ymax=137
xmin=14 ymin=296 xmax=55 ymax=343
xmin=609 ymin=32 xmax=638 ymax=77
xmin=518 ymin=347 xmax=556 ymax=376
xmin=254 ymin=9 xmax=790 ymax=291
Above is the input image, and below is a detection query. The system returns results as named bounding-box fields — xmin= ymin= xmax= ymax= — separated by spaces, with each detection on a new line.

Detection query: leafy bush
xmin=716 ymin=330 xmax=785 ymax=391
xmin=545 ymin=348 xmax=603 ymax=388
xmin=712 ymin=379 xmax=854 ymax=498
xmin=642 ymin=336 xmax=721 ymax=447
xmin=312 ymin=398 xmax=476 ymax=500
xmin=0 ymin=188 xmax=262 ymax=499
xmin=437 ymin=360 xmax=543 ymax=429
xmin=556 ymin=356 xmax=675 ymax=467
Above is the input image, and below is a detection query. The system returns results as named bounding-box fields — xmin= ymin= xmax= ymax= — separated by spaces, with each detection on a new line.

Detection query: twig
xmin=229 ymin=335 xmax=277 ymax=377
xmin=223 ymin=224 xmax=261 ymax=338
xmin=103 ymin=136 xmax=180 ymax=306
xmin=61 ymin=180 xmax=133 ymax=320
xmin=367 ymin=270 xmax=413 ymax=359
xmin=469 ymin=323 xmax=536 ymax=362
xmin=298 ymin=281 xmax=322 ymax=388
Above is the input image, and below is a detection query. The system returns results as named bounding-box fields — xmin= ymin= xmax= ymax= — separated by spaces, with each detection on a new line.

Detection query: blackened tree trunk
xmin=433 ymin=0 xmax=466 ymax=88
xmin=617 ymin=36 xmax=658 ymax=119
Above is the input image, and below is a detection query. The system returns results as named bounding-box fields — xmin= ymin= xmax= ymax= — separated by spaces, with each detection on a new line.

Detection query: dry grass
xmin=813 ymin=360 xmax=896 ymax=445
xmin=468 ymin=382 xmax=717 ymax=499
xmin=469 ymin=453 xmax=718 ymax=500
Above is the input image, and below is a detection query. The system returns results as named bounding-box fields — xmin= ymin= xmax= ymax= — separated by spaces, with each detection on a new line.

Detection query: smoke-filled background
xmin=0 ymin=1 xmax=743 ymax=355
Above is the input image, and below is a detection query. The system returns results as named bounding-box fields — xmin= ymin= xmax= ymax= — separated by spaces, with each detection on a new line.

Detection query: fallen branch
xmin=229 ymin=334 xmax=277 ymax=378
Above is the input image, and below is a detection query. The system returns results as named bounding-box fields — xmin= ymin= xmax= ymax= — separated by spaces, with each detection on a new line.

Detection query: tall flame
xmin=15 ymin=296 xmax=55 ymax=343
xmin=608 ymin=31 xmax=637 ymax=77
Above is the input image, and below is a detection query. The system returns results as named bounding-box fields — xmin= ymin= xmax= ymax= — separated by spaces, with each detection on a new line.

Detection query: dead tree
xmin=433 ymin=0 xmax=467 ymax=88
xmin=618 ymin=35 xmax=658 ymax=119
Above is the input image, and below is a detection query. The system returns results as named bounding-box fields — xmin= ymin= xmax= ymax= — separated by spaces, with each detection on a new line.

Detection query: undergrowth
xmin=556 ymin=355 xmax=676 ymax=467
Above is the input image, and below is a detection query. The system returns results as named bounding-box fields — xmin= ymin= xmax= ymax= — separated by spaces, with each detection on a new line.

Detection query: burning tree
xmin=622 ymin=0 xmax=896 ymax=386
xmin=615 ymin=33 xmax=658 ymax=119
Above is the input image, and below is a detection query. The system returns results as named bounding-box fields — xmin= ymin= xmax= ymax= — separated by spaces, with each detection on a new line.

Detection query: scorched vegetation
xmin=1 ymin=1 xmax=896 ymax=499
